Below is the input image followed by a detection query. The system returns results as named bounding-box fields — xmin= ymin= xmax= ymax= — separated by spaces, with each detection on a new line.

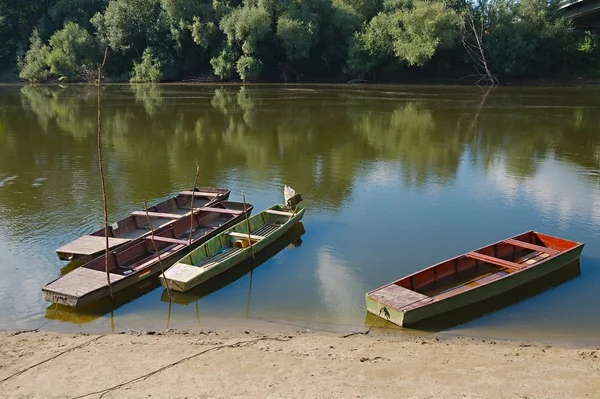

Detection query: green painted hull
xmin=160 ymin=204 xmax=305 ymax=292
xmin=366 ymin=245 xmax=583 ymax=327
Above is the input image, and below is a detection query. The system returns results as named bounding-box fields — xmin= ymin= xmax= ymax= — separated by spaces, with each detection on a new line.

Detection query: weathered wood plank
xmin=201 ymin=207 xmax=242 ymax=215
xmin=504 ymin=238 xmax=560 ymax=255
xmin=43 ymin=268 xmax=125 ymax=297
xmin=228 ymin=232 xmax=264 ymax=240
xmin=144 ymin=236 xmax=189 ymax=246
xmin=368 ymin=284 xmax=429 ymax=310
xmin=55 ymin=236 xmax=130 ymax=256
xmin=265 ymin=209 xmax=295 ymax=216
xmin=179 ymin=191 xmax=220 ymax=197
xmin=130 ymin=211 xmax=184 ymax=219
xmin=465 ymin=252 xmax=522 ymax=270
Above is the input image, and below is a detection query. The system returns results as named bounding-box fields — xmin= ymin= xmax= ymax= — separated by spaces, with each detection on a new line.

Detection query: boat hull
xmin=366 ymin=234 xmax=584 ymax=327
xmin=43 ymin=202 xmax=252 ymax=308
xmin=160 ymin=207 xmax=305 ymax=292
xmin=55 ymin=187 xmax=230 ymax=262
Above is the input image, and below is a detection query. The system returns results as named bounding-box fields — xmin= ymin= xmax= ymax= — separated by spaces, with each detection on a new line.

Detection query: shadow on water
xmin=161 ymin=222 xmax=306 ymax=306
xmin=364 ymin=260 xmax=582 ymax=333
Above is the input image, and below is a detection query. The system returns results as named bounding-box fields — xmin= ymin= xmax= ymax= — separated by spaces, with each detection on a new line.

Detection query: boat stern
xmin=159 ymin=262 xmax=209 ymax=292
xmin=42 ymin=289 xmax=80 ymax=308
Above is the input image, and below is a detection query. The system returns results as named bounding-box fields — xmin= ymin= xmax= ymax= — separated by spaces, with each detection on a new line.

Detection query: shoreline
xmin=1 ymin=77 xmax=600 ymax=87
xmin=1 ymin=327 xmax=598 ymax=398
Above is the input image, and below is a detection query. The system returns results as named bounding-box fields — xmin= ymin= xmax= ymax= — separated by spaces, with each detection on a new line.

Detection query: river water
xmin=0 ymin=84 xmax=599 ymax=344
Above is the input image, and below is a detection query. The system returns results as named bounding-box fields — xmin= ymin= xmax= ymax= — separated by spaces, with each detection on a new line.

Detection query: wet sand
xmin=1 ymin=328 xmax=598 ymax=398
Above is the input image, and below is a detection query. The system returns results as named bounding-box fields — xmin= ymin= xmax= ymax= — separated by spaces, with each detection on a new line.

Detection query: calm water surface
xmin=0 ymin=84 xmax=599 ymax=344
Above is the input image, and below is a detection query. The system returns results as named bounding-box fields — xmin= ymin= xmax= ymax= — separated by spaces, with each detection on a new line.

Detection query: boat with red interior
xmin=366 ymin=231 xmax=584 ymax=327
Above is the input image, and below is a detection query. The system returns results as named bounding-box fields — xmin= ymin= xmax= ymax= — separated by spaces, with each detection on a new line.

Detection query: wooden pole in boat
xmin=189 ymin=159 xmax=200 ymax=246
xmin=242 ymin=191 xmax=254 ymax=259
xmin=144 ymin=200 xmax=171 ymax=302
xmin=97 ymin=47 xmax=113 ymax=299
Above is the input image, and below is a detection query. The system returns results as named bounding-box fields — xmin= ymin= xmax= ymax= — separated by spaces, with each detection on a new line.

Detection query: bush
xmin=18 ymin=30 xmax=51 ymax=82
xmin=47 ymin=22 xmax=98 ymax=80
xmin=130 ymin=48 xmax=162 ymax=83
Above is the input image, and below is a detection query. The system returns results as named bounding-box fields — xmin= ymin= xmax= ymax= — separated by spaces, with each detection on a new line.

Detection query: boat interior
xmin=393 ymin=231 xmax=580 ymax=301
xmin=184 ymin=205 xmax=299 ymax=267
xmin=88 ymin=189 xmax=227 ymax=240
xmin=83 ymin=201 xmax=251 ymax=276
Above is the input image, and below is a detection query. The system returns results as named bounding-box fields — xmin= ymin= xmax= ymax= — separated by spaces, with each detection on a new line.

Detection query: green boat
xmin=159 ymin=201 xmax=305 ymax=293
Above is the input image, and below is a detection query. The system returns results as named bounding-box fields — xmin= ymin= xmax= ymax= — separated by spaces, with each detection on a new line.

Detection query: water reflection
xmin=1 ymin=84 xmax=600 ymax=341
xmin=7 ymin=84 xmax=600 ymax=210
xmin=315 ymin=247 xmax=365 ymax=324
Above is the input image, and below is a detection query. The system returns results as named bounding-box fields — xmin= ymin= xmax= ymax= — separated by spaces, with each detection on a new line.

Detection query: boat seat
xmin=130 ymin=211 xmax=184 ymax=219
xmin=265 ymin=209 xmax=295 ymax=217
xmin=228 ymin=232 xmax=264 ymax=240
xmin=200 ymin=206 xmax=243 ymax=215
xmin=144 ymin=236 xmax=190 ymax=246
xmin=465 ymin=252 xmax=522 ymax=271
xmin=503 ymin=239 xmax=560 ymax=255
xmin=179 ymin=191 xmax=219 ymax=197
xmin=201 ymin=207 xmax=242 ymax=215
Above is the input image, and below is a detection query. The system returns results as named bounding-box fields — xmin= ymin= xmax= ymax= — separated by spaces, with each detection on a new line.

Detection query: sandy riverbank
xmin=1 ymin=328 xmax=598 ymax=399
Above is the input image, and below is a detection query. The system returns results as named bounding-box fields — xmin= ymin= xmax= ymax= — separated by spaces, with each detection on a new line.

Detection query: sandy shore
xmin=0 ymin=328 xmax=598 ymax=399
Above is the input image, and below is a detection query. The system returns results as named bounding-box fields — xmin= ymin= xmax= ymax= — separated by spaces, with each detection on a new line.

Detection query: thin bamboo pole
xmin=245 ymin=270 xmax=253 ymax=318
xmin=242 ymin=191 xmax=254 ymax=259
xmin=97 ymin=47 xmax=113 ymax=299
xmin=144 ymin=200 xmax=171 ymax=302
xmin=189 ymin=159 xmax=200 ymax=245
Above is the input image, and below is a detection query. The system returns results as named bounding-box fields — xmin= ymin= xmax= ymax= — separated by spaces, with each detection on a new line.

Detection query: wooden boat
xmin=366 ymin=231 xmax=584 ymax=327
xmin=159 ymin=204 xmax=305 ymax=292
xmin=160 ymin=222 xmax=306 ymax=305
xmin=42 ymin=200 xmax=253 ymax=308
xmin=55 ymin=187 xmax=230 ymax=262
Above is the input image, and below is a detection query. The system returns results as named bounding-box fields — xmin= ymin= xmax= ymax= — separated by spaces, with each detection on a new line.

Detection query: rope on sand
xmin=70 ymin=336 xmax=293 ymax=399
xmin=0 ymin=335 xmax=105 ymax=384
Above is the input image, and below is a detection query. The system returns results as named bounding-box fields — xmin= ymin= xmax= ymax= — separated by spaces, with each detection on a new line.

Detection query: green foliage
xmin=474 ymin=0 xmax=577 ymax=79
xmin=349 ymin=0 xmax=460 ymax=73
xmin=130 ymin=48 xmax=163 ymax=82
xmin=236 ymin=54 xmax=262 ymax=81
xmin=220 ymin=5 xmax=271 ymax=55
xmin=92 ymin=0 xmax=166 ymax=54
xmin=210 ymin=45 xmax=238 ymax=79
xmin=2 ymin=0 xmax=599 ymax=82
xmin=277 ymin=16 xmax=316 ymax=60
xmin=191 ymin=19 xmax=218 ymax=49
xmin=393 ymin=0 xmax=461 ymax=66
xmin=47 ymin=22 xmax=99 ymax=80
xmin=18 ymin=31 xmax=51 ymax=82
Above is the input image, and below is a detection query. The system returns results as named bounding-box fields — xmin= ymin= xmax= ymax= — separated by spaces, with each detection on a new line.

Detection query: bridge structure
xmin=559 ymin=0 xmax=600 ymax=29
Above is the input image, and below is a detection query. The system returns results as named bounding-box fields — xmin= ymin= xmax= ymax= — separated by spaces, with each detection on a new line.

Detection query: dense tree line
xmin=1 ymin=0 xmax=598 ymax=83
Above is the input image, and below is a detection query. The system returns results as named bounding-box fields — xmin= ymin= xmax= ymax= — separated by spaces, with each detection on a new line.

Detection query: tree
xmin=18 ymin=30 xmax=51 ymax=82
xmin=47 ymin=22 xmax=99 ymax=80
xmin=216 ymin=3 xmax=273 ymax=80
xmin=130 ymin=47 xmax=162 ymax=82
xmin=348 ymin=0 xmax=461 ymax=75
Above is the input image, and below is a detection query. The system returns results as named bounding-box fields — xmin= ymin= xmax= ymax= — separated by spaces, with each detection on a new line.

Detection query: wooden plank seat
xmin=179 ymin=191 xmax=220 ymax=197
xmin=228 ymin=232 xmax=265 ymax=240
xmin=465 ymin=251 xmax=523 ymax=271
xmin=265 ymin=209 xmax=295 ymax=217
xmin=144 ymin=236 xmax=190 ymax=246
xmin=503 ymin=238 xmax=560 ymax=255
xmin=130 ymin=211 xmax=184 ymax=219
xmin=200 ymin=207 xmax=242 ymax=215
xmin=118 ymin=243 xmax=185 ymax=271
xmin=56 ymin=235 xmax=130 ymax=257
xmin=368 ymin=284 xmax=430 ymax=311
